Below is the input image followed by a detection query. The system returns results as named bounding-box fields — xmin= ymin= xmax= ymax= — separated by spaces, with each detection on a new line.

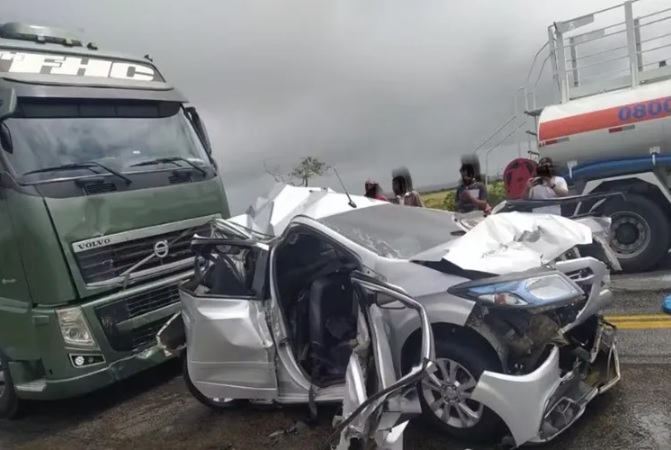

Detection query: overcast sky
xmin=4 ymin=0 xmax=662 ymax=212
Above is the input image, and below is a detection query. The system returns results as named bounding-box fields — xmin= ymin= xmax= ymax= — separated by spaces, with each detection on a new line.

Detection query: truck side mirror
xmin=0 ymin=89 xmax=17 ymax=121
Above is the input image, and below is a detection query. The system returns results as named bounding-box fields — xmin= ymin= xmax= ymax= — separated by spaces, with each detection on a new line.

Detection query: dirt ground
xmin=1 ymin=361 xmax=670 ymax=450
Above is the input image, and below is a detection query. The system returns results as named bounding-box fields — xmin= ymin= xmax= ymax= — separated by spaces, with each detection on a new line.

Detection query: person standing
xmin=522 ymin=156 xmax=569 ymax=215
xmin=455 ymin=163 xmax=491 ymax=214
xmin=391 ymin=167 xmax=424 ymax=207
xmin=364 ymin=180 xmax=389 ymax=201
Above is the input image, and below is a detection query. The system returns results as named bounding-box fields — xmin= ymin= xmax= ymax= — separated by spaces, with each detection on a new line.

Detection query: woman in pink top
xmin=364 ymin=180 xmax=389 ymax=201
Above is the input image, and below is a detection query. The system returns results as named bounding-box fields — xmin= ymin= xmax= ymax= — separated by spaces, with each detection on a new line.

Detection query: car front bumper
xmin=470 ymin=321 xmax=620 ymax=447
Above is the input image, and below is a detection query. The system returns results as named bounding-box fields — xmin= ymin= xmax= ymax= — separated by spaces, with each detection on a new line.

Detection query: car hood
xmin=434 ymin=211 xmax=619 ymax=275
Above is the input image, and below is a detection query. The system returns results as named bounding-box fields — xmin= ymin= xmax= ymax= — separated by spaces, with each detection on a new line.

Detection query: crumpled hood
xmin=443 ymin=212 xmax=595 ymax=275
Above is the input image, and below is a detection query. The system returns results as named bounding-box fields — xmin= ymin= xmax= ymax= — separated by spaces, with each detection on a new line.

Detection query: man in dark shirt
xmin=455 ymin=164 xmax=491 ymax=213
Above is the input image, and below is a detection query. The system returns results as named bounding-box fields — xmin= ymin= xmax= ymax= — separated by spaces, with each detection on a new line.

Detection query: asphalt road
xmin=2 ymin=289 xmax=671 ymax=450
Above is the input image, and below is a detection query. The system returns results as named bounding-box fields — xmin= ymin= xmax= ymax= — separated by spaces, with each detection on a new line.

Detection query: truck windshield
xmin=2 ymin=100 xmax=211 ymax=182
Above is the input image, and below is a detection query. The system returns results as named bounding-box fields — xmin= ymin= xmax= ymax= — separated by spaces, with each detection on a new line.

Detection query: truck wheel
xmin=604 ymin=193 xmax=670 ymax=273
xmin=0 ymin=353 xmax=21 ymax=420
xmin=410 ymin=339 xmax=505 ymax=444
xmin=182 ymin=354 xmax=241 ymax=411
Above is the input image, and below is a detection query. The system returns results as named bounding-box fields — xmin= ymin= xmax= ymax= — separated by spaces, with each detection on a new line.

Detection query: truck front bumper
xmin=12 ymin=345 xmax=172 ymax=401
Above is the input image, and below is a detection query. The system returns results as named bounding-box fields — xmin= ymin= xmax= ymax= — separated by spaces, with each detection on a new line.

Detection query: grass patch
xmin=421 ymin=181 xmax=507 ymax=211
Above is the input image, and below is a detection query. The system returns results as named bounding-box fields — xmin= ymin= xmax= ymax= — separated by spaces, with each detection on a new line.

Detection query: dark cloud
xmin=6 ymin=0 xmax=631 ymax=212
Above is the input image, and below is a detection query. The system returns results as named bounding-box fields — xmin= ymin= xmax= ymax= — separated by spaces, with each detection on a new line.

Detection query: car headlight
xmin=56 ymin=307 xmax=98 ymax=349
xmin=449 ymin=272 xmax=584 ymax=308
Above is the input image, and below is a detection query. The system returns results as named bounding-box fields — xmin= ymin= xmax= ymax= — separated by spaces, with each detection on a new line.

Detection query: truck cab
xmin=0 ymin=22 xmax=229 ymax=417
xmin=508 ymin=1 xmax=671 ymax=273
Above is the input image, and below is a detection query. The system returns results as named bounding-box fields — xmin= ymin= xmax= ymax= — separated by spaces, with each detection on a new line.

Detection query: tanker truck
xmin=0 ymin=22 xmax=230 ymax=418
xmin=513 ymin=0 xmax=671 ymax=273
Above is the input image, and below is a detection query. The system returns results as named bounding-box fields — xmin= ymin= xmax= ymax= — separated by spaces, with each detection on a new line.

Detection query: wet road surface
xmin=2 ymin=290 xmax=671 ymax=450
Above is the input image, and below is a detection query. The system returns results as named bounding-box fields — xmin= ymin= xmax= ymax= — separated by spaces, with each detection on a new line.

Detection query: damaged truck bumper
xmin=14 ymin=345 xmax=171 ymax=401
xmin=470 ymin=321 xmax=620 ymax=448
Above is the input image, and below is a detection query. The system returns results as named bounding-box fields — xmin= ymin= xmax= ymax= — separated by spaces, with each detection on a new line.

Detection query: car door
xmin=330 ymin=271 xmax=434 ymax=450
xmin=181 ymin=233 xmax=279 ymax=401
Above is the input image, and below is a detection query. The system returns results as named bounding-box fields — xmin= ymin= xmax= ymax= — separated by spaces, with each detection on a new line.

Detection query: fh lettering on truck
xmin=0 ymin=50 xmax=162 ymax=81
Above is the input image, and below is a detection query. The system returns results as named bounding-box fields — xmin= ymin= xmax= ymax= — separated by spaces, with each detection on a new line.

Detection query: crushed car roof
xmin=230 ymin=184 xmax=598 ymax=274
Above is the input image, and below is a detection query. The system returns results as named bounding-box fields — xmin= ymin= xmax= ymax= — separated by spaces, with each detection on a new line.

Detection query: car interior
xmin=190 ymin=242 xmax=258 ymax=297
xmin=273 ymin=230 xmax=361 ymax=387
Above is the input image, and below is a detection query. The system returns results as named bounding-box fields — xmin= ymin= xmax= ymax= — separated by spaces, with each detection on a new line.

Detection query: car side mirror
xmin=0 ymin=89 xmax=17 ymax=122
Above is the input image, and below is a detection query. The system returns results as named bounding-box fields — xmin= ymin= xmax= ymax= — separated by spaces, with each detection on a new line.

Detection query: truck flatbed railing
xmin=519 ymin=0 xmax=671 ymax=112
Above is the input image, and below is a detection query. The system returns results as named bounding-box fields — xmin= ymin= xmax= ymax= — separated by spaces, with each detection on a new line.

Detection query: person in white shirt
xmin=522 ymin=156 xmax=569 ymax=215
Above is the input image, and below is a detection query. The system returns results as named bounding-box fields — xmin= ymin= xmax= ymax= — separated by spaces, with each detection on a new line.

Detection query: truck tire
xmin=603 ymin=193 xmax=670 ymax=273
xmin=182 ymin=354 xmax=241 ymax=411
xmin=407 ymin=338 xmax=505 ymax=444
xmin=0 ymin=353 xmax=21 ymax=420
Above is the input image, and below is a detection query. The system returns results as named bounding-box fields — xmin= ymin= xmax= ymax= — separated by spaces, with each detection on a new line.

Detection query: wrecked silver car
xmin=158 ymin=184 xmax=621 ymax=448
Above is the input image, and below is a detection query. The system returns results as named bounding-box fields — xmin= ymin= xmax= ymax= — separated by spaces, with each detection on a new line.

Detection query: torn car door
xmin=181 ymin=236 xmax=278 ymax=400
xmin=328 ymin=271 xmax=434 ymax=450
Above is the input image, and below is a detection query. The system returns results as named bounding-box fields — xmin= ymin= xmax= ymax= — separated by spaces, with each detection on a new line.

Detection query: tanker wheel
xmin=604 ymin=193 xmax=670 ymax=273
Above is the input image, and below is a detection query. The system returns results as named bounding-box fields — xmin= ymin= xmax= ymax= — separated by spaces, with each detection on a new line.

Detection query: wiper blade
xmin=23 ymin=161 xmax=132 ymax=184
xmin=130 ymin=156 xmax=206 ymax=176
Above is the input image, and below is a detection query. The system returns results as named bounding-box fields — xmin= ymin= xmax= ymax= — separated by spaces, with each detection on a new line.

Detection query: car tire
xmin=603 ymin=193 xmax=669 ymax=273
xmin=0 ymin=352 xmax=21 ymax=420
xmin=413 ymin=339 xmax=505 ymax=444
xmin=182 ymin=354 xmax=241 ymax=411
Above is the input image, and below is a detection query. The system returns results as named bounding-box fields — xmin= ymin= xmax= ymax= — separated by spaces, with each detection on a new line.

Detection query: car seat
xmin=206 ymin=255 xmax=249 ymax=296
xmin=307 ymin=271 xmax=357 ymax=383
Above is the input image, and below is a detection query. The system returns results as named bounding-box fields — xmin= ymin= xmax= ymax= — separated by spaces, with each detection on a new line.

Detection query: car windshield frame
xmin=318 ymin=204 xmax=464 ymax=260
xmin=1 ymin=98 xmax=212 ymax=182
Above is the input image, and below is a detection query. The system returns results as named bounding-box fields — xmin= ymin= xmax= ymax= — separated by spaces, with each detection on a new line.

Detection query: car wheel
xmin=604 ymin=193 xmax=669 ymax=273
xmin=0 ymin=352 xmax=21 ymax=420
xmin=182 ymin=354 xmax=241 ymax=411
xmin=417 ymin=339 xmax=505 ymax=443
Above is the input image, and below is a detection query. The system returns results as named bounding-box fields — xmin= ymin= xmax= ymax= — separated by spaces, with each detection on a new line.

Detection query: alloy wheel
xmin=421 ymin=358 xmax=483 ymax=429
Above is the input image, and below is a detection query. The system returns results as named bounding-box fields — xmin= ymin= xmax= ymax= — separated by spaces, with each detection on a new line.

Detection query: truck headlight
xmin=449 ymin=272 xmax=584 ymax=308
xmin=56 ymin=307 xmax=98 ymax=349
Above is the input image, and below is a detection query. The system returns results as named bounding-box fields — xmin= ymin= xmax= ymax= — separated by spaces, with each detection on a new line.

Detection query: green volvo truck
xmin=0 ymin=22 xmax=230 ymax=418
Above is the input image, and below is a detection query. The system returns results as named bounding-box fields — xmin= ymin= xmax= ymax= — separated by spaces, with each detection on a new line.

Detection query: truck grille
xmin=94 ymin=284 xmax=181 ymax=352
xmin=75 ymin=223 xmax=210 ymax=285
xmin=131 ymin=318 xmax=173 ymax=351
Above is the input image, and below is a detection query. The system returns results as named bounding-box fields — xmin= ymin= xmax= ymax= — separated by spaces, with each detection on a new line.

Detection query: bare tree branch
xmin=263 ymin=160 xmax=287 ymax=183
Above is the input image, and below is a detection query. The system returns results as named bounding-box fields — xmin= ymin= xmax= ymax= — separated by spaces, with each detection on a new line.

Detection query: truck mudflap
xmin=156 ymin=312 xmax=186 ymax=358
